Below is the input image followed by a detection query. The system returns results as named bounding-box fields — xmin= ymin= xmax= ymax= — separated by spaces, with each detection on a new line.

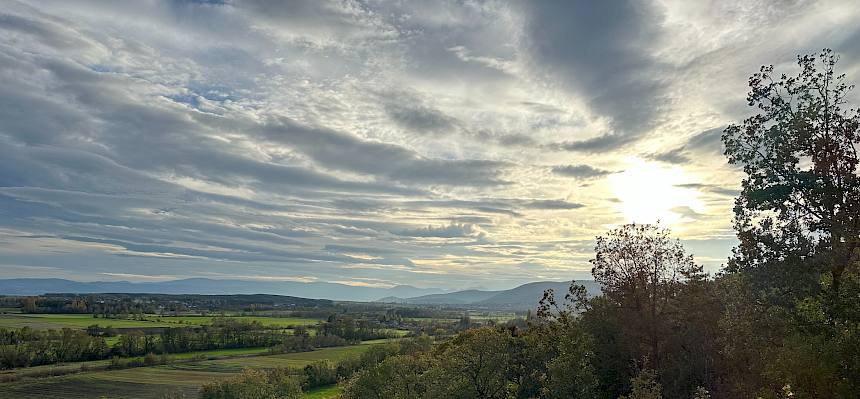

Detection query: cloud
xmin=523 ymin=200 xmax=585 ymax=210
xmin=382 ymin=92 xmax=458 ymax=135
xmin=649 ymin=147 xmax=690 ymax=164
xmin=391 ymin=223 xmax=482 ymax=238
xmin=256 ymin=117 xmax=508 ymax=186
xmin=524 ymin=1 xmax=667 ymax=144
xmin=647 ymin=127 xmax=725 ymax=164
xmin=675 ymin=183 xmax=739 ymax=198
xmin=551 ymin=133 xmax=641 ymax=153
xmin=552 ymin=164 xmax=614 ymax=179
xmin=1 ymin=0 xmax=858 ymax=289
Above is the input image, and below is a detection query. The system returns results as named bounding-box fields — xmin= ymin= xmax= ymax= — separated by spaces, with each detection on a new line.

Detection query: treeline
xmin=339 ymin=49 xmax=860 ymax=399
xmin=0 ymin=328 xmax=109 ymax=368
xmin=13 ymin=293 xmax=333 ymax=316
xmin=319 ymin=315 xmax=394 ymax=342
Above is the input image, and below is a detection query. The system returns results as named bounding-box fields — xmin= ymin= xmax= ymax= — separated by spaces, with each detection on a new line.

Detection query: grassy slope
xmin=0 ymin=342 xmax=388 ymax=398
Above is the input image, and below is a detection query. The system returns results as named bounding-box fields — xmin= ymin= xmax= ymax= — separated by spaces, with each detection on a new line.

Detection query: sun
xmin=608 ymin=158 xmax=703 ymax=226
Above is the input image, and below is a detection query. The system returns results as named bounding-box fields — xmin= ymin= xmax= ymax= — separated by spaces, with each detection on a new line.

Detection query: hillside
xmin=394 ymin=280 xmax=602 ymax=310
xmin=405 ymin=290 xmax=498 ymax=305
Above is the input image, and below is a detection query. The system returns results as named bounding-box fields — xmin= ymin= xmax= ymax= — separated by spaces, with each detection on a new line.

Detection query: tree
xmin=590 ymin=224 xmax=703 ymax=369
xmin=427 ymin=327 xmax=513 ymax=399
xmin=719 ymin=48 xmax=860 ymax=398
xmin=342 ymin=355 xmax=433 ymax=399
xmin=198 ymin=368 xmax=302 ymax=399
xmin=722 ymin=48 xmax=860 ymax=318
xmin=619 ymin=368 xmax=662 ymax=399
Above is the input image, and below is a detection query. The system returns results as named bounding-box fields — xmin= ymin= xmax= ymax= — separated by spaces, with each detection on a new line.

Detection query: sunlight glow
xmin=608 ymin=159 xmax=704 ymax=226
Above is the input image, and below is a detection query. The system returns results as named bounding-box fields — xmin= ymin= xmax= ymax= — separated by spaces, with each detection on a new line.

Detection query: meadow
xmin=0 ymin=314 xmax=183 ymax=330
xmin=140 ymin=315 xmax=323 ymax=328
xmin=0 ymin=341 xmax=382 ymax=398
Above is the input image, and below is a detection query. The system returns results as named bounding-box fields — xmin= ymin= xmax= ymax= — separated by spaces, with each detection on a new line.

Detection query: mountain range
xmin=0 ymin=278 xmax=600 ymax=309
xmin=377 ymin=280 xmax=602 ymax=310
xmin=0 ymin=278 xmax=443 ymax=302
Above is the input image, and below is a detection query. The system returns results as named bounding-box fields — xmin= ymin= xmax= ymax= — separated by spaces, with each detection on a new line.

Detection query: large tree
xmin=722 ymin=49 xmax=860 ymax=316
xmin=589 ymin=224 xmax=704 ymax=371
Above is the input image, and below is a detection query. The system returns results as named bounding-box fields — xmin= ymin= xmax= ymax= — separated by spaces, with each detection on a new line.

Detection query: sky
xmin=1 ymin=0 xmax=860 ymax=290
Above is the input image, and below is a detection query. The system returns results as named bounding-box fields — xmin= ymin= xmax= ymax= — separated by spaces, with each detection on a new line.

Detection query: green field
xmin=0 ymin=342 xmax=386 ymax=398
xmin=142 ymin=315 xmax=323 ymax=328
xmin=0 ymin=314 xmax=181 ymax=330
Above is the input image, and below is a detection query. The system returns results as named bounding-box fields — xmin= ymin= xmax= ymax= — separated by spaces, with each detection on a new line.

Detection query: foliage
xmin=722 ymin=48 xmax=860 ymax=317
xmin=619 ymin=368 xmax=662 ymax=399
xmin=718 ymin=48 xmax=860 ymax=398
xmin=198 ymin=368 xmax=303 ymax=399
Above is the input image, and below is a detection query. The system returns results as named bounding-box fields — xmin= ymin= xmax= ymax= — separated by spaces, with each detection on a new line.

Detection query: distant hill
xmin=375 ymin=296 xmax=408 ymax=304
xmin=0 ymin=278 xmax=601 ymax=308
xmin=405 ymin=289 xmax=498 ymax=305
xmin=396 ymin=280 xmax=601 ymax=310
xmin=0 ymin=278 xmax=444 ymax=302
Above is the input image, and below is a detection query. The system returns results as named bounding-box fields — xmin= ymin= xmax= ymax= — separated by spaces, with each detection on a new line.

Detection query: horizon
xmin=2 ymin=1 xmax=860 ymax=291
xmin=0 ymin=275 xmax=590 ymax=293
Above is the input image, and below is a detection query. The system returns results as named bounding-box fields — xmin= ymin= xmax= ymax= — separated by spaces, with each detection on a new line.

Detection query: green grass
xmin=0 ymin=314 xmax=181 ymax=330
xmin=142 ymin=315 xmax=322 ymax=328
xmin=304 ymin=384 xmax=341 ymax=398
xmin=0 ymin=341 xmax=387 ymax=398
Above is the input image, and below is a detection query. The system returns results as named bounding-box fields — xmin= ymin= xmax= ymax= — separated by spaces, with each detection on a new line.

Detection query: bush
xmin=198 ymin=368 xmax=303 ymax=399
xmin=144 ymin=352 xmax=159 ymax=366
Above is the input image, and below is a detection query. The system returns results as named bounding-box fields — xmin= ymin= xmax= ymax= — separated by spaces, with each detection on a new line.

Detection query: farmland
xmin=0 ymin=314 xmax=184 ymax=330
xmin=0 ymin=341 xmax=383 ymax=398
xmin=141 ymin=315 xmax=323 ymax=328
xmin=0 ymin=313 xmax=325 ymax=331
xmin=0 ymin=293 xmax=452 ymax=398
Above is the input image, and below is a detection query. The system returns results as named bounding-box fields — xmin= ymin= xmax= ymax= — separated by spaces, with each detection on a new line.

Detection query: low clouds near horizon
xmin=1 ymin=0 xmax=859 ymax=290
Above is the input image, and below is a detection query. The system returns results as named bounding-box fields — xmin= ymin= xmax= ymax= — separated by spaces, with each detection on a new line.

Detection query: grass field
xmin=0 ymin=314 xmax=182 ymax=330
xmin=0 ymin=341 xmax=387 ymax=398
xmin=143 ymin=315 xmax=323 ymax=328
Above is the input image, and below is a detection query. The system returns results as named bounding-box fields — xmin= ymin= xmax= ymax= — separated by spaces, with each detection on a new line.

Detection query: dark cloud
xmin=523 ymin=200 xmax=585 ymax=210
xmin=383 ymin=93 xmax=458 ymax=135
xmin=552 ymin=134 xmax=639 ymax=153
xmin=649 ymin=147 xmax=690 ymax=164
xmin=524 ymin=1 xmax=667 ymax=147
xmin=675 ymin=183 xmax=739 ymax=197
xmin=647 ymin=127 xmax=725 ymax=164
xmin=552 ymin=164 xmax=613 ymax=179
xmin=391 ymin=223 xmax=481 ymax=238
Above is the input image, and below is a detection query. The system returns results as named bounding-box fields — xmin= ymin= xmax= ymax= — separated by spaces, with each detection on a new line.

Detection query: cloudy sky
xmin=1 ymin=0 xmax=859 ymax=290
